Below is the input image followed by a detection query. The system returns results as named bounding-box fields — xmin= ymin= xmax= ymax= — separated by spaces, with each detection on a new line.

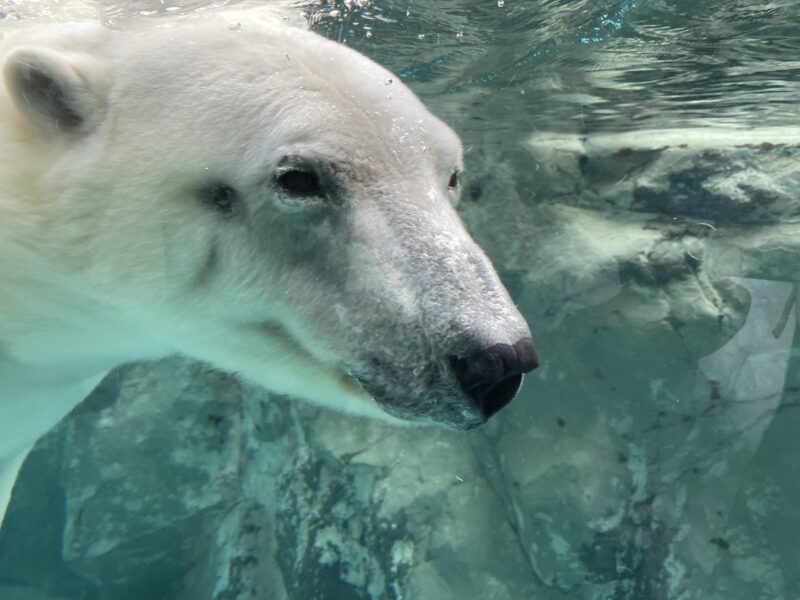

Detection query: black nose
xmin=450 ymin=337 xmax=539 ymax=421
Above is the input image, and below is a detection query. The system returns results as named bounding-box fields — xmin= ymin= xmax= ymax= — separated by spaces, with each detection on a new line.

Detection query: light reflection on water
xmin=4 ymin=0 xmax=798 ymax=136
xmin=306 ymin=0 xmax=800 ymax=136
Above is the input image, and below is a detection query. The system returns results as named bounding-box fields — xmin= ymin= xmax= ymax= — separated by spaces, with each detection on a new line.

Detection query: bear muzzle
xmin=450 ymin=337 xmax=539 ymax=428
xmin=356 ymin=335 xmax=539 ymax=430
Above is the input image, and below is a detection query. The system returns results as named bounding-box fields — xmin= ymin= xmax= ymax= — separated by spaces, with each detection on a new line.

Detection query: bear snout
xmin=352 ymin=335 xmax=537 ymax=429
xmin=450 ymin=337 xmax=539 ymax=426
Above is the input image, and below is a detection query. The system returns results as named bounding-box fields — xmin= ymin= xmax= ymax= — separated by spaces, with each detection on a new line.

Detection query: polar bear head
xmin=1 ymin=9 xmax=537 ymax=429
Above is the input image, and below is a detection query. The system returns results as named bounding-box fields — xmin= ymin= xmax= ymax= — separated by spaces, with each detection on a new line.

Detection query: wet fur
xmin=0 ymin=8 xmax=531 ymax=529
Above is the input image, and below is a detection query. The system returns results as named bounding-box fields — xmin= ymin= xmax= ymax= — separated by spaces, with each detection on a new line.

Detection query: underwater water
xmin=1 ymin=0 xmax=800 ymax=598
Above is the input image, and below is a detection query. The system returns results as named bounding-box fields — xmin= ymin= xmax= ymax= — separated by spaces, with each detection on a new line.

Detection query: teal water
xmin=310 ymin=0 xmax=800 ymax=133
xmin=1 ymin=1 xmax=799 ymax=599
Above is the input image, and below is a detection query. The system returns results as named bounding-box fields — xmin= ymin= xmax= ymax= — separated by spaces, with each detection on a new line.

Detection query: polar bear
xmin=0 ymin=7 xmax=537 ymax=527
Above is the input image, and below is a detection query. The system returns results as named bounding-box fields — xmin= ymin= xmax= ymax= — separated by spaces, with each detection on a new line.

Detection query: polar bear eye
xmin=276 ymin=169 xmax=321 ymax=196
xmin=448 ymin=170 xmax=460 ymax=190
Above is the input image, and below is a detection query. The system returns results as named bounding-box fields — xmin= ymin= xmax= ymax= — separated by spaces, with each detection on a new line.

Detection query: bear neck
xmin=0 ymin=239 xmax=172 ymax=390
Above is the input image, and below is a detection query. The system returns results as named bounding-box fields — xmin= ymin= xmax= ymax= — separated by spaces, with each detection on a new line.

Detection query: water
xmin=1 ymin=1 xmax=799 ymax=599
xmin=4 ymin=0 xmax=798 ymax=130
xmin=306 ymin=0 xmax=800 ymax=135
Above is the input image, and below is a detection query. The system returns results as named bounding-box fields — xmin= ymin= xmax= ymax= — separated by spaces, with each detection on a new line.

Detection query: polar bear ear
xmin=3 ymin=46 xmax=104 ymax=134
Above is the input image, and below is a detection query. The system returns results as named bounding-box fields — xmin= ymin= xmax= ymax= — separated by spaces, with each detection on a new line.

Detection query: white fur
xmin=0 ymin=7 xmax=532 ymax=528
